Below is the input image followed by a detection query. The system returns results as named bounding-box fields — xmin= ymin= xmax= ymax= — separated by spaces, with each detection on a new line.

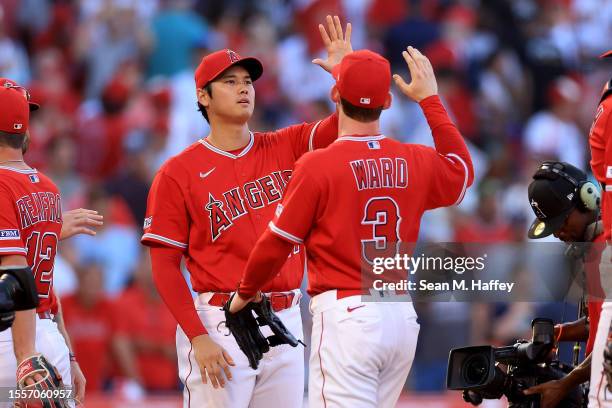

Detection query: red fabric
xmin=0 ymin=78 xmax=30 ymax=133
xmin=585 ymin=233 xmax=605 ymax=354
xmin=114 ymin=286 xmax=178 ymax=390
xmin=589 ymin=93 xmax=612 ymax=239
xmin=238 ymin=230 xmax=295 ymax=299
xmin=239 ymin=95 xmax=473 ymax=296
xmin=332 ymin=50 xmax=390 ymax=109
xmin=149 ymin=246 xmax=206 ymax=340
xmin=194 ymin=49 xmax=262 ymax=89
xmin=0 ymin=167 xmax=62 ymax=313
xmin=61 ymin=295 xmax=116 ymax=392
xmin=142 ymin=113 xmax=338 ymax=294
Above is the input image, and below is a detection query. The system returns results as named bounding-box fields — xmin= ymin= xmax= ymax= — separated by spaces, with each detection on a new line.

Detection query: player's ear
xmin=330 ymin=85 xmax=340 ymax=103
xmin=197 ymin=87 xmax=211 ymax=108
xmin=382 ymin=92 xmax=392 ymax=110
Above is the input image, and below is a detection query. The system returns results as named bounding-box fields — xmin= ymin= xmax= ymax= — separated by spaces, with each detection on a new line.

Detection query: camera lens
xmin=461 ymin=354 xmax=490 ymax=386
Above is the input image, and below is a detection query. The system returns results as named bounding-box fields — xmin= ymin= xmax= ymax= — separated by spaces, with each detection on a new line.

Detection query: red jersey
xmin=0 ymin=166 xmax=62 ymax=313
xmin=142 ymin=115 xmax=338 ymax=292
xmin=260 ymin=96 xmax=473 ymax=296
xmin=589 ymin=91 xmax=612 ymax=239
xmin=584 ymin=232 xmax=606 ymax=354
xmin=61 ymin=295 xmax=116 ymax=391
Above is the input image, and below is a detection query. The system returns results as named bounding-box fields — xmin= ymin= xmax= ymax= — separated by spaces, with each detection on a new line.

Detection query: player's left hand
xmin=70 ymin=360 xmax=86 ymax=405
xmin=60 ymin=209 xmax=104 ymax=241
xmin=228 ymin=292 xmax=261 ymax=314
xmin=312 ymin=15 xmax=352 ymax=73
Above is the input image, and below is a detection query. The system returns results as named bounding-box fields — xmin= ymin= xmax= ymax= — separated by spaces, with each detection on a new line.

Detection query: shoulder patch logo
xmin=275 ymin=204 xmax=283 ymax=217
xmin=0 ymin=229 xmax=20 ymax=240
xmin=367 ymin=141 xmax=380 ymax=150
xmin=29 ymin=174 xmax=39 ymax=183
xmin=143 ymin=216 xmax=152 ymax=230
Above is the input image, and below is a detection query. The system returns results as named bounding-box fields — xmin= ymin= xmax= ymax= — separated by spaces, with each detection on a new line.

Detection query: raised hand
xmin=393 ymin=46 xmax=438 ymax=103
xmin=312 ymin=15 xmax=352 ymax=73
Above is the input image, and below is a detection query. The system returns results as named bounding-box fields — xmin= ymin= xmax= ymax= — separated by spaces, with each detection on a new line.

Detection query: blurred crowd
xmin=1 ymin=0 xmax=611 ymax=397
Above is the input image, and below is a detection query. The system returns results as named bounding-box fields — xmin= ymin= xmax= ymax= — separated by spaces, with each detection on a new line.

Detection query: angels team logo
xmin=227 ymin=49 xmax=240 ymax=63
xmin=205 ymin=193 xmax=233 ymax=241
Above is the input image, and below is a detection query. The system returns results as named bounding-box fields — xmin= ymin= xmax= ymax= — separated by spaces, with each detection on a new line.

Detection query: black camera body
xmin=446 ymin=318 xmax=582 ymax=408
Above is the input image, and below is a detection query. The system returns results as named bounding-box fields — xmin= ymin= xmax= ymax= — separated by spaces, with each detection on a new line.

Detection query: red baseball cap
xmin=0 ymin=78 xmax=39 ymax=134
xmin=194 ymin=49 xmax=263 ymax=89
xmin=332 ymin=50 xmax=391 ymax=109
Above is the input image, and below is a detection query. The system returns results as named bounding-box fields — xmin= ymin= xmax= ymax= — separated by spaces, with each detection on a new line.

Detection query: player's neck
xmin=0 ymin=147 xmax=28 ymax=169
xmin=338 ymin=114 xmax=381 ymax=137
xmin=206 ymin=122 xmax=251 ymax=151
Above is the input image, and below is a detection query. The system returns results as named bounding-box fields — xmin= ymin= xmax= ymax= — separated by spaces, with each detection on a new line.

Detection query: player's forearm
xmin=561 ymin=353 xmax=591 ymax=388
xmin=238 ymin=229 xmax=295 ymax=299
xmin=556 ymin=318 xmax=589 ymax=342
xmin=12 ymin=309 xmax=37 ymax=362
xmin=149 ymin=246 xmax=207 ymax=340
xmin=420 ymin=95 xmax=474 ymax=184
xmin=53 ymin=296 xmax=75 ymax=355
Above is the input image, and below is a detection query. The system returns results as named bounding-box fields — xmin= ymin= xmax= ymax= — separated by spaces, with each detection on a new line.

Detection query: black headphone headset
xmin=533 ymin=161 xmax=601 ymax=212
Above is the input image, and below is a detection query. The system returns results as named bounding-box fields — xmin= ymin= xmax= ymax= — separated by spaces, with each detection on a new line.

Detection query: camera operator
xmin=524 ymin=161 xmax=604 ymax=408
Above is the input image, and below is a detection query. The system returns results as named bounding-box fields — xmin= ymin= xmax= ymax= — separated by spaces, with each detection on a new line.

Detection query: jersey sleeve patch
xmin=0 ymin=229 xmax=20 ymax=240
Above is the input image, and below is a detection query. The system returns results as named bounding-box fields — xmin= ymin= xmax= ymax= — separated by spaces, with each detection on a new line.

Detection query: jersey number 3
xmin=361 ymin=197 xmax=401 ymax=264
xmin=25 ymin=231 xmax=58 ymax=298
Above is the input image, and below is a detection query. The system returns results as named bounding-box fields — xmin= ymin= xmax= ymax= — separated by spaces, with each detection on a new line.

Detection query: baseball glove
xmin=251 ymin=296 xmax=305 ymax=348
xmin=222 ymin=294 xmax=305 ymax=369
xmin=222 ymin=294 xmax=269 ymax=369
xmin=15 ymin=354 xmax=69 ymax=408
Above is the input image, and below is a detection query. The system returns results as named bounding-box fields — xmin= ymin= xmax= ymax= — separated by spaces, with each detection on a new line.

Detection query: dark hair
xmin=0 ymin=130 xmax=26 ymax=149
xmin=340 ymin=98 xmax=383 ymax=123
xmin=197 ymin=83 xmax=213 ymax=123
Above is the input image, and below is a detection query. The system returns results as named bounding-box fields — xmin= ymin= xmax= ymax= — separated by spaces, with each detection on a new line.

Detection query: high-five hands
xmin=393 ymin=46 xmax=438 ymax=102
xmin=312 ymin=15 xmax=353 ymax=73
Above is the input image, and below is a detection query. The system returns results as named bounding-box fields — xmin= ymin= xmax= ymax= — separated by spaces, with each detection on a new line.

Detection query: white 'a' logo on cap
xmin=227 ymin=49 xmax=240 ymax=62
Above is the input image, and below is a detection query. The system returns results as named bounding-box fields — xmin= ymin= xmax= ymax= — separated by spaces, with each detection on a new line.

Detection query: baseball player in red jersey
xmin=230 ymin=47 xmax=474 ymax=407
xmin=141 ymin=16 xmax=351 ymax=407
xmin=0 ymin=78 xmax=103 ymax=407
xmin=588 ymin=50 xmax=612 ymax=407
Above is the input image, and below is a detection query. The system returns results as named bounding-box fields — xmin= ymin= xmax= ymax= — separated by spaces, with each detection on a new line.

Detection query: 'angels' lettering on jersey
xmin=206 ymin=170 xmax=291 ymax=241
xmin=350 ymin=158 xmax=408 ymax=190
xmin=16 ymin=192 xmax=62 ymax=229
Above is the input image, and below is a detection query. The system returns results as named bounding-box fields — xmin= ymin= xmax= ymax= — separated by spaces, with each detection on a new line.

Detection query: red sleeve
xmin=268 ymin=158 xmax=322 ymax=244
xmin=589 ymin=98 xmax=610 ymax=181
xmin=237 ymin=229 xmax=295 ymax=299
xmin=586 ymin=300 xmax=603 ymax=355
xmin=141 ymin=168 xmax=189 ymax=251
xmin=599 ymin=100 xmax=612 ymax=238
xmin=419 ymin=95 xmax=475 ymax=209
xmin=149 ymin=246 xmax=207 ymax=340
xmin=0 ymin=184 xmax=26 ymax=256
xmin=274 ymin=113 xmax=339 ymax=159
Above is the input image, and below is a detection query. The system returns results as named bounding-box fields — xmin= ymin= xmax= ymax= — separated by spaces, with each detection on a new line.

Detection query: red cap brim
xmin=600 ymin=50 xmax=612 ymax=59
